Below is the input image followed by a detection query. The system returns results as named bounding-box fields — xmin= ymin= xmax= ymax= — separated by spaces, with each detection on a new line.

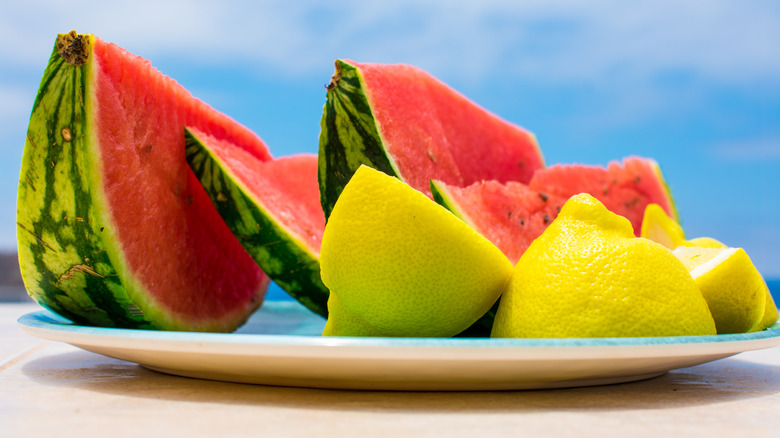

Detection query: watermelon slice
xmin=318 ymin=59 xmax=545 ymax=218
xmin=432 ymin=157 xmax=677 ymax=264
xmin=185 ymin=128 xmax=328 ymax=317
xmin=17 ymin=32 xmax=271 ymax=331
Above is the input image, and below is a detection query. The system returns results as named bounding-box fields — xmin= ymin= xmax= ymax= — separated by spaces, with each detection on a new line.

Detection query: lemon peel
xmin=492 ymin=193 xmax=716 ymax=338
xmin=320 ymin=165 xmax=513 ymax=337
xmin=673 ymin=246 xmax=768 ymax=334
xmin=641 ymin=203 xmax=777 ymax=332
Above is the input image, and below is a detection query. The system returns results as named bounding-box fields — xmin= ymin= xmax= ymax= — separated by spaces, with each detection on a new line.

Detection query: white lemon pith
xmin=673 ymin=246 xmax=768 ymax=334
xmin=492 ymin=194 xmax=716 ymax=338
xmin=319 ymin=165 xmax=513 ymax=337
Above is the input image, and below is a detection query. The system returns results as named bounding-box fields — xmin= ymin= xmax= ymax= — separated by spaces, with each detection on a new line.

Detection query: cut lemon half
xmin=673 ymin=246 xmax=767 ymax=334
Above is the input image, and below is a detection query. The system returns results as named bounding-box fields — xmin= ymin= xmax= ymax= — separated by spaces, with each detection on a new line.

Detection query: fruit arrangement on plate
xmin=17 ymin=31 xmax=778 ymax=338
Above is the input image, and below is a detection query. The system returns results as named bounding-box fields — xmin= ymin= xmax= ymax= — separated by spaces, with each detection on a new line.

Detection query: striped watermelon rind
xmin=185 ymin=129 xmax=329 ymax=317
xmin=318 ymin=59 xmax=544 ymax=221
xmin=17 ymin=32 xmax=268 ymax=331
xmin=18 ymin=33 xmax=157 ymax=329
xmin=318 ymin=60 xmax=397 ymax=219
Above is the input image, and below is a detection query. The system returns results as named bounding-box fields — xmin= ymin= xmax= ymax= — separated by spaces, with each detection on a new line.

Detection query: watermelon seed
xmin=603 ymin=188 xmax=610 ymax=195
xmin=61 ymin=127 xmax=72 ymax=142
xmin=633 ymin=175 xmax=642 ymax=184
xmin=185 ymin=196 xmax=193 ymax=205
xmin=427 ymin=149 xmax=437 ymax=162
xmin=520 ymin=220 xmax=525 ymax=226
xmin=216 ymin=192 xmax=228 ymax=202
xmin=538 ymin=192 xmax=548 ymax=202
xmin=543 ymin=214 xmax=551 ymax=224
xmin=100 ymin=227 xmax=104 ymax=232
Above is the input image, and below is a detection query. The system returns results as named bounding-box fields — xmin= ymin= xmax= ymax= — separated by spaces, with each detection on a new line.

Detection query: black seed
xmin=543 ymin=214 xmax=551 ymax=224
xmin=538 ymin=192 xmax=548 ymax=202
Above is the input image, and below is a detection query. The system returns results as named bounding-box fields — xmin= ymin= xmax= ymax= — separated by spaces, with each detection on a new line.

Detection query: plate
xmin=18 ymin=301 xmax=780 ymax=391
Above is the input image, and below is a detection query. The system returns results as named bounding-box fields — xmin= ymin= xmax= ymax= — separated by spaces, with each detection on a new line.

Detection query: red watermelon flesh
xmin=431 ymin=157 xmax=676 ymax=264
xmin=353 ymin=61 xmax=545 ymax=194
xmin=528 ymin=156 xmax=677 ymax=229
xmin=93 ymin=38 xmax=271 ymax=327
xmin=190 ymin=128 xmax=324 ymax=255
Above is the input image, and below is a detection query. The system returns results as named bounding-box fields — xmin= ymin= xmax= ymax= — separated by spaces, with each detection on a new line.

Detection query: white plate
xmin=18 ymin=301 xmax=780 ymax=391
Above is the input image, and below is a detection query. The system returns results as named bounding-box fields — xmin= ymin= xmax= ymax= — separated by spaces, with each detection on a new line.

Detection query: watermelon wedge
xmin=17 ymin=31 xmax=271 ymax=331
xmin=318 ymin=59 xmax=544 ymax=218
xmin=185 ymin=128 xmax=328 ymax=317
xmin=432 ymin=157 xmax=677 ymax=264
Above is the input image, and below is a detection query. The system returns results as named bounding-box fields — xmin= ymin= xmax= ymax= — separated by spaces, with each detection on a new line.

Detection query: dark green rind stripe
xmin=429 ymin=180 xmax=467 ymax=222
xmin=318 ymin=60 xmax=397 ymax=220
xmin=185 ymin=129 xmax=329 ymax=318
xmin=16 ymin=35 xmax=155 ymax=329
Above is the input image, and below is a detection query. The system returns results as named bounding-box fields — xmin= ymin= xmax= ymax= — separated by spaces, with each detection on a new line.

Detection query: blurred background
xmin=1 ymin=1 xmax=778 ymax=302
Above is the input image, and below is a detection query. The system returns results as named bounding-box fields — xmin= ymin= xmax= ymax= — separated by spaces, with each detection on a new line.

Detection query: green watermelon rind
xmin=429 ymin=180 xmax=473 ymax=225
xmin=318 ymin=60 xmax=400 ymax=220
xmin=18 ymin=33 xmax=265 ymax=332
xmin=184 ymin=129 xmax=329 ymax=318
xmin=17 ymin=34 xmax=164 ymax=330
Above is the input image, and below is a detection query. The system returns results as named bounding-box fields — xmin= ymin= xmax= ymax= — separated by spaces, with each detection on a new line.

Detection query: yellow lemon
xmin=749 ymin=284 xmax=779 ymax=332
xmin=492 ymin=194 xmax=716 ymax=338
xmin=319 ymin=165 xmax=513 ymax=337
xmin=673 ymin=246 xmax=768 ymax=334
xmin=640 ymin=203 xmax=727 ymax=249
xmin=641 ymin=204 xmax=777 ymax=332
xmin=640 ymin=203 xmax=687 ymax=249
xmin=685 ymin=237 xmax=728 ymax=249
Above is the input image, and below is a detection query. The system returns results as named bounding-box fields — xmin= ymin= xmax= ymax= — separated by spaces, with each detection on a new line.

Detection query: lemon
xmin=640 ymin=203 xmax=687 ymax=249
xmin=319 ymin=165 xmax=513 ymax=337
xmin=685 ymin=236 xmax=728 ymax=249
xmin=673 ymin=246 xmax=768 ymax=334
xmin=492 ymin=193 xmax=716 ymax=338
xmin=750 ymin=285 xmax=779 ymax=332
xmin=641 ymin=203 xmax=777 ymax=332
xmin=640 ymin=203 xmax=728 ymax=250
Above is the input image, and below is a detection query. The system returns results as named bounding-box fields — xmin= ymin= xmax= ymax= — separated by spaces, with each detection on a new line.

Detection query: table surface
xmin=3 ymin=302 xmax=780 ymax=437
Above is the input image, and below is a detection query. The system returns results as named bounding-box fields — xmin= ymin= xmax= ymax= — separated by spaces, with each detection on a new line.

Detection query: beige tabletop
xmin=3 ymin=302 xmax=780 ymax=438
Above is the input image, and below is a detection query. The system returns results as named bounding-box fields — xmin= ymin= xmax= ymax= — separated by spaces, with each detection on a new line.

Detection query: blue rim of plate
xmin=17 ymin=301 xmax=780 ymax=349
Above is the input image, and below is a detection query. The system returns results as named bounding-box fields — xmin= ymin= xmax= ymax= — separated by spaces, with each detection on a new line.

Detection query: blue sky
xmin=1 ymin=1 xmax=779 ymax=276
